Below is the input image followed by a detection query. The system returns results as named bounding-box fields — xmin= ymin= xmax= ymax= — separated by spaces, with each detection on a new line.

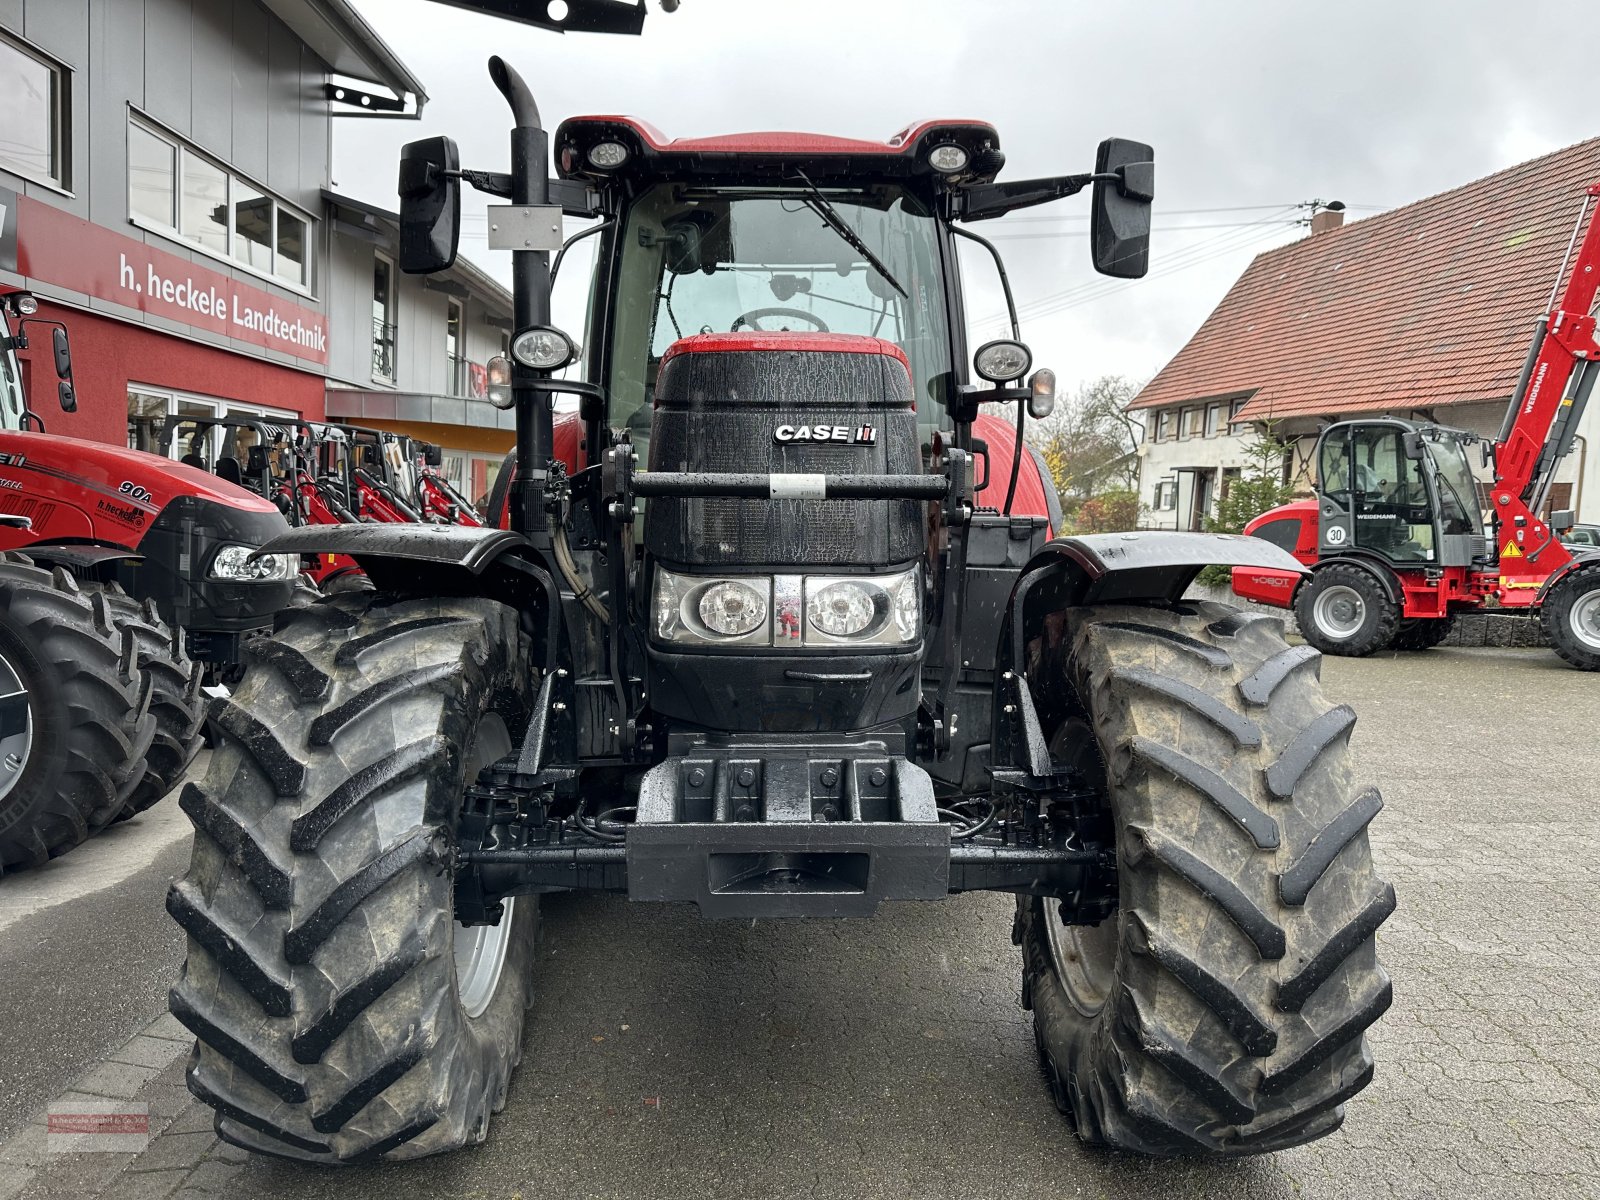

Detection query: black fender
xmin=1536 ymin=546 xmax=1600 ymax=604
xmin=257 ymin=523 xmax=563 ymax=663
xmin=13 ymin=541 xmax=142 ymax=574
xmin=991 ymin=532 xmax=1308 ymax=764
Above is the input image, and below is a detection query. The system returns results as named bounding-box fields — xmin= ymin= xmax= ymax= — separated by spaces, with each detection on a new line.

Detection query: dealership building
xmin=0 ymin=0 xmax=515 ymax=498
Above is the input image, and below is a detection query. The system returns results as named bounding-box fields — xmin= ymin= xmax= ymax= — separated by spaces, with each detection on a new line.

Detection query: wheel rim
xmin=1313 ymin=584 xmax=1367 ymax=640
xmin=1569 ymin=586 xmax=1600 ymax=651
xmin=1042 ymin=717 xmax=1118 ymax=1017
xmin=453 ymin=713 xmax=512 ymax=1021
xmin=0 ymin=648 xmax=32 ymax=804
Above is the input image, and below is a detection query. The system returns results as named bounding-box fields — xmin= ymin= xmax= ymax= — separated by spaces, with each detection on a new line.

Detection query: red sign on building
xmin=16 ymin=196 xmax=328 ymax=366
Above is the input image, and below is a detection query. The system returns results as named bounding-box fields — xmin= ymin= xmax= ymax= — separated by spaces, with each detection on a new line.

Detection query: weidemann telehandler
xmin=169 ymin=9 xmax=1392 ymax=1164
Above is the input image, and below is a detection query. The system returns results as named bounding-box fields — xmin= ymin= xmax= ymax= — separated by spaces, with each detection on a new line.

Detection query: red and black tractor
xmin=167 ymin=31 xmax=1391 ymax=1165
xmin=1234 ymin=180 xmax=1600 ymax=668
xmin=0 ymin=290 xmax=296 ymax=874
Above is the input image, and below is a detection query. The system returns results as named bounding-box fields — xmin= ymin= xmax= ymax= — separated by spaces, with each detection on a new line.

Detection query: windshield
xmin=1426 ymin=435 xmax=1485 ymax=536
xmin=0 ymin=315 xmax=26 ymax=432
xmin=606 ymin=184 xmax=952 ymax=442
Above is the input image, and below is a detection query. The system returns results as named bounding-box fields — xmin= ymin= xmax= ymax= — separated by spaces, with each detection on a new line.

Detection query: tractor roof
xmin=553 ymin=115 xmax=1003 ymax=187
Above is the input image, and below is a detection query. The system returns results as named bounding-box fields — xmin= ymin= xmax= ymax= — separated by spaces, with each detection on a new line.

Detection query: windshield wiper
xmin=794 ymin=169 xmax=908 ymax=299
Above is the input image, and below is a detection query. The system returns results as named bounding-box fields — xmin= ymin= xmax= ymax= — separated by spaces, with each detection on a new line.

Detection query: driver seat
xmin=215 ymin=456 xmax=243 ymax=486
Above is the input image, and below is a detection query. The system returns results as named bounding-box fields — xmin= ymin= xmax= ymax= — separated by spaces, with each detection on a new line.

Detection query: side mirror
xmin=1402 ymin=432 xmax=1424 ymax=460
xmin=424 ymin=442 xmax=444 ymax=467
xmin=52 ymin=327 xmax=76 ymax=411
xmin=1552 ymin=508 xmax=1576 ymax=533
xmin=1090 ymin=138 xmax=1154 ymax=279
xmin=397 ymin=137 xmax=461 ymax=274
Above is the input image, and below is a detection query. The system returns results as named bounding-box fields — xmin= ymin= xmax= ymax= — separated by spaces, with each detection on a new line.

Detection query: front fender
xmin=259 ymin=523 xmax=562 ymax=661
xmin=1537 ymin=545 xmax=1600 ymax=604
xmin=996 ymin=530 xmax=1308 ymax=676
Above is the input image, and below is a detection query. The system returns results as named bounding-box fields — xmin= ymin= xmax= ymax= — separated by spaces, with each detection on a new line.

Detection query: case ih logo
xmin=774 ymin=423 xmax=877 ymax=445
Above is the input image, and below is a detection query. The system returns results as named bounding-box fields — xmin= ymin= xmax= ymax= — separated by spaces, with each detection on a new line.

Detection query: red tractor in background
xmin=1234 ymin=180 xmax=1600 ymax=669
xmin=0 ymin=290 xmax=297 ymax=874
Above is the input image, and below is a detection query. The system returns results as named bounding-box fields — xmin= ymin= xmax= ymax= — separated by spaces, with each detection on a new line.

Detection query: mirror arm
xmin=950 ymin=226 xmax=1020 ymax=340
xmin=956 ymin=172 xmax=1095 ymax=222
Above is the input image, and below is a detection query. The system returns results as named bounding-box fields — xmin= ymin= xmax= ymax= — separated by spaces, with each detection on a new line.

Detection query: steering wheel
xmin=730 ymin=308 xmax=829 ymax=333
xmin=1324 ymin=489 xmax=1354 ymax=507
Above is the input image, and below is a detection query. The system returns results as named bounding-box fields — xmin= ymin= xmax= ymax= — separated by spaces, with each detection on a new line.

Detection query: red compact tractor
xmin=168 ymin=14 xmax=1391 ymax=1166
xmin=1234 ymin=181 xmax=1600 ymax=668
xmin=0 ymin=292 xmax=296 ymax=873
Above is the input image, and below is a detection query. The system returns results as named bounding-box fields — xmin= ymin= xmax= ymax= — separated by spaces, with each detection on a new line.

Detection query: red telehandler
xmin=1235 ymin=180 xmax=1600 ymax=668
xmin=0 ymin=291 xmax=296 ymax=873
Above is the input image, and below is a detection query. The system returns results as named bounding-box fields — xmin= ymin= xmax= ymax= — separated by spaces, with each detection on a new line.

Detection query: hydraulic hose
xmin=551 ymin=506 xmax=610 ymax=624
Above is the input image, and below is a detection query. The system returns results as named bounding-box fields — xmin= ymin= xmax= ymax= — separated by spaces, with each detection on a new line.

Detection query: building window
xmin=126 ymin=386 xmax=294 ymax=463
xmin=1205 ymin=402 xmax=1226 ymax=438
xmin=446 ymin=299 xmax=467 ymax=397
xmin=1230 ymin=397 xmax=1249 ymax=424
xmin=372 ymin=253 xmax=396 ymax=382
xmin=1221 ymin=465 xmax=1241 ymax=501
xmin=1154 ymin=480 xmax=1177 ymax=510
xmin=127 ymin=116 xmax=314 ymax=291
xmin=1155 ymin=410 xmax=1175 ymax=442
xmin=0 ymin=32 xmax=69 ymax=188
xmin=1184 ymin=407 xmax=1205 ymax=439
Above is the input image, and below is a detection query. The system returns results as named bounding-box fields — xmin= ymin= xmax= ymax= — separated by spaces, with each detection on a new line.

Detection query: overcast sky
xmin=339 ymin=0 xmax=1600 ymax=395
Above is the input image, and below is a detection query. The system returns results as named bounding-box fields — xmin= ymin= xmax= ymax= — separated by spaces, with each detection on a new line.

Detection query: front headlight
xmin=210 ymin=545 xmax=297 ymax=582
xmin=805 ymin=568 xmax=920 ymax=646
xmin=654 ymin=568 xmax=772 ymax=645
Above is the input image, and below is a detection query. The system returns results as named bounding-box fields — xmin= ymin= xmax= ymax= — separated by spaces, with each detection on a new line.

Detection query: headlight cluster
xmin=209 ymin=545 xmax=298 ymax=582
xmin=653 ymin=567 xmax=920 ymax=648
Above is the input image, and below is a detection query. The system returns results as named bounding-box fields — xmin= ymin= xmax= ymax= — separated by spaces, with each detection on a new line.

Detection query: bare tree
xmin=1030 ymin=375 xmax=1145 ymax=525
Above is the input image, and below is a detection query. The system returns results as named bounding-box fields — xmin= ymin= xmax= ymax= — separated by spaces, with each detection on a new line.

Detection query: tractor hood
xmin=11 ymin=432 xmax=281 ymax=515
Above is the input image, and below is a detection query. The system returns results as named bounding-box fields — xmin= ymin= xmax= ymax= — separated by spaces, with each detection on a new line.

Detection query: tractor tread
xmin=283 ymin=826 xmax=433 ymax=965
xmin=290 ymin=736 xmax=449 ymax=852
xmin=1135 ymin=828 xmax=1286 ymax=958
xmin=1113 ymin=667 xmax=1261 ymax=746
xmin=1096 ymin=621 xmax=1232 ymax=668
xmin=169 ymin=987 xmax=307 ymax=1103
xmin=291 ymin=935 xmax=427 ymax=1064
xmin=1265 ymin=705 xmax=1356 ymax=798
xmin=306 ymin=664 xmax=461 ymax=748
xmin=333 ymin=617 xmax=473 ymax=668
xmin=178 ymin=784 xmax=291 ymax=909
xmin=1277 ymin=786 xmax=1383 ymax=905
xmin=166 ymin=883 xmax=293 ymax=1016
xmin=248 ymin=640 xmax=332 ymax=703
xmin=1134 ymin=917 xmax=1277 ymax=1056
xmin=210 ymin=701 xmax=306 ymax=796
xmin=1278 ymin=883 xmax=1397 ymax=1012
xmin=1237 ymin=644 xmax=1320 ymax=707
xmin=1130 ymin=737 xmax=1277 ymax=848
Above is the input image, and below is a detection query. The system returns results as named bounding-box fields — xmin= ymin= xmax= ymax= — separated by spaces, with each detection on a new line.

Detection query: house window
xmin=128 ymin=116 xmax=314 ymax=290
xmin=128 ymin=124 xmax=175 ymax=226
xmin=1230 ymin=398 xmax=1249 ymax=424
xmin=1221 ymin=466 xmax=1241 ymax=500
xmin=1154 ymin=480 xmax=1177 ymax=510
xmin=1184 ymin=407 xmax=1205 ymax=439
xmin=1155 ymin=410 xmax=1175 ymax=442
xmin=0 ymin=32 xmax=69 ymax=188
xmin=1205 ymin=402 xmax=1226 ymax=438
xmin=446 ymin=299 xmax=467 ymax=397
xmin=372 ymin=254 xmax=396 ymax=382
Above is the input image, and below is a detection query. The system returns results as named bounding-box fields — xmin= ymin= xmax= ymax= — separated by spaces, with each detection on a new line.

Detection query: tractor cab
xmin=1312 ymin=417 xmax=1488 ymax=569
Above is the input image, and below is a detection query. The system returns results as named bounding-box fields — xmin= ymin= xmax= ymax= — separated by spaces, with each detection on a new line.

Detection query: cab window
xmin=1349 ymin=425 xmax=1433 ymax=562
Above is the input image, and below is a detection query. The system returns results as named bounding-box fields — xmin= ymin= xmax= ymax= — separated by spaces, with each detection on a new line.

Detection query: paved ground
xmin=1 ymin=646 xmax=1597 ymax=1199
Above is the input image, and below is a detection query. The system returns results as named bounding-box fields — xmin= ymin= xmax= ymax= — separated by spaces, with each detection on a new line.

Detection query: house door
xmin=1189 ymin=469 xmax=1215 ymax=531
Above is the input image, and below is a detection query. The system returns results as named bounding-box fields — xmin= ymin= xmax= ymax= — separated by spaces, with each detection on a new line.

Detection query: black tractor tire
xmin=169 ymin=591 xmax=539 ymax=1163
xmin=1390 ymin=614 xmax=1455 ymax=652
xmin=0 ymin=556 xmax=153 ymax=872
xmin=1294 ymin=563 xmax=1399 ymax=656
xmin=1539 ymin=561 xmax=1600 ymax=670
xmin=1020 ymin=600 xmax=1394 ymax=1156
xmin=92 ymin=584 xmax=204 ymax=820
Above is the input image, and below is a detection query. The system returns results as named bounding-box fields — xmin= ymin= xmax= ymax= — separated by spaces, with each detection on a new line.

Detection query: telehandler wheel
xmin=1293 ymin=563 xmax=1399 ymax=657
xmin=1540 ymin=562 xmax=1600 ymax=670
xmin=1019 ymin=600 xmax=1394 ymax=1156
xmin=1390 ymin=614 xmax=1455 ymax=652
xmin=169 ymin=592 xmax=539 ymax=1162
xmin=0 ymin=556 xmax=152 ymax=873
xmin=91 ymin=584 xmax=204 ymax=821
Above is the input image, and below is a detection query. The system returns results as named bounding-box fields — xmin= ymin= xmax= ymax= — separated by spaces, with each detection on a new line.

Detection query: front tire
xmin=169 ymin=592 xmax=538 ymax=1162
xmin=1021 ymin=601 xmax=1394 ymax=1155
xmin=0 ymin=556 xmax=153 ymax=872
xmin=1540 ymin=562 xmax=1600 ymax=670
xmin=1294 ymin=563 xmax=1399 ymax=656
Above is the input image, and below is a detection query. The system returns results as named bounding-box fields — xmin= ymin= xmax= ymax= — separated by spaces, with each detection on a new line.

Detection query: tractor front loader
xmin=169 ymin=49 xmax=1392 ymax=1164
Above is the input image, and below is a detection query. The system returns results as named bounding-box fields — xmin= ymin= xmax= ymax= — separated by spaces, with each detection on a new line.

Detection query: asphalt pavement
xmin=1 ymin=646 xmax=1597 ymax=1200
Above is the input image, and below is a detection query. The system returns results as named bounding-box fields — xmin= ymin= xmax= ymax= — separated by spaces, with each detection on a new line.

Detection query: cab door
xmin=1316 ymin=427 xmax=1357 ymax=554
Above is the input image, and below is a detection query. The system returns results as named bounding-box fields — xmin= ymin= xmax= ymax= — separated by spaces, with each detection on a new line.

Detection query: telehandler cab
xmin=169 ymin=44 xmax=1391 ymax=1164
